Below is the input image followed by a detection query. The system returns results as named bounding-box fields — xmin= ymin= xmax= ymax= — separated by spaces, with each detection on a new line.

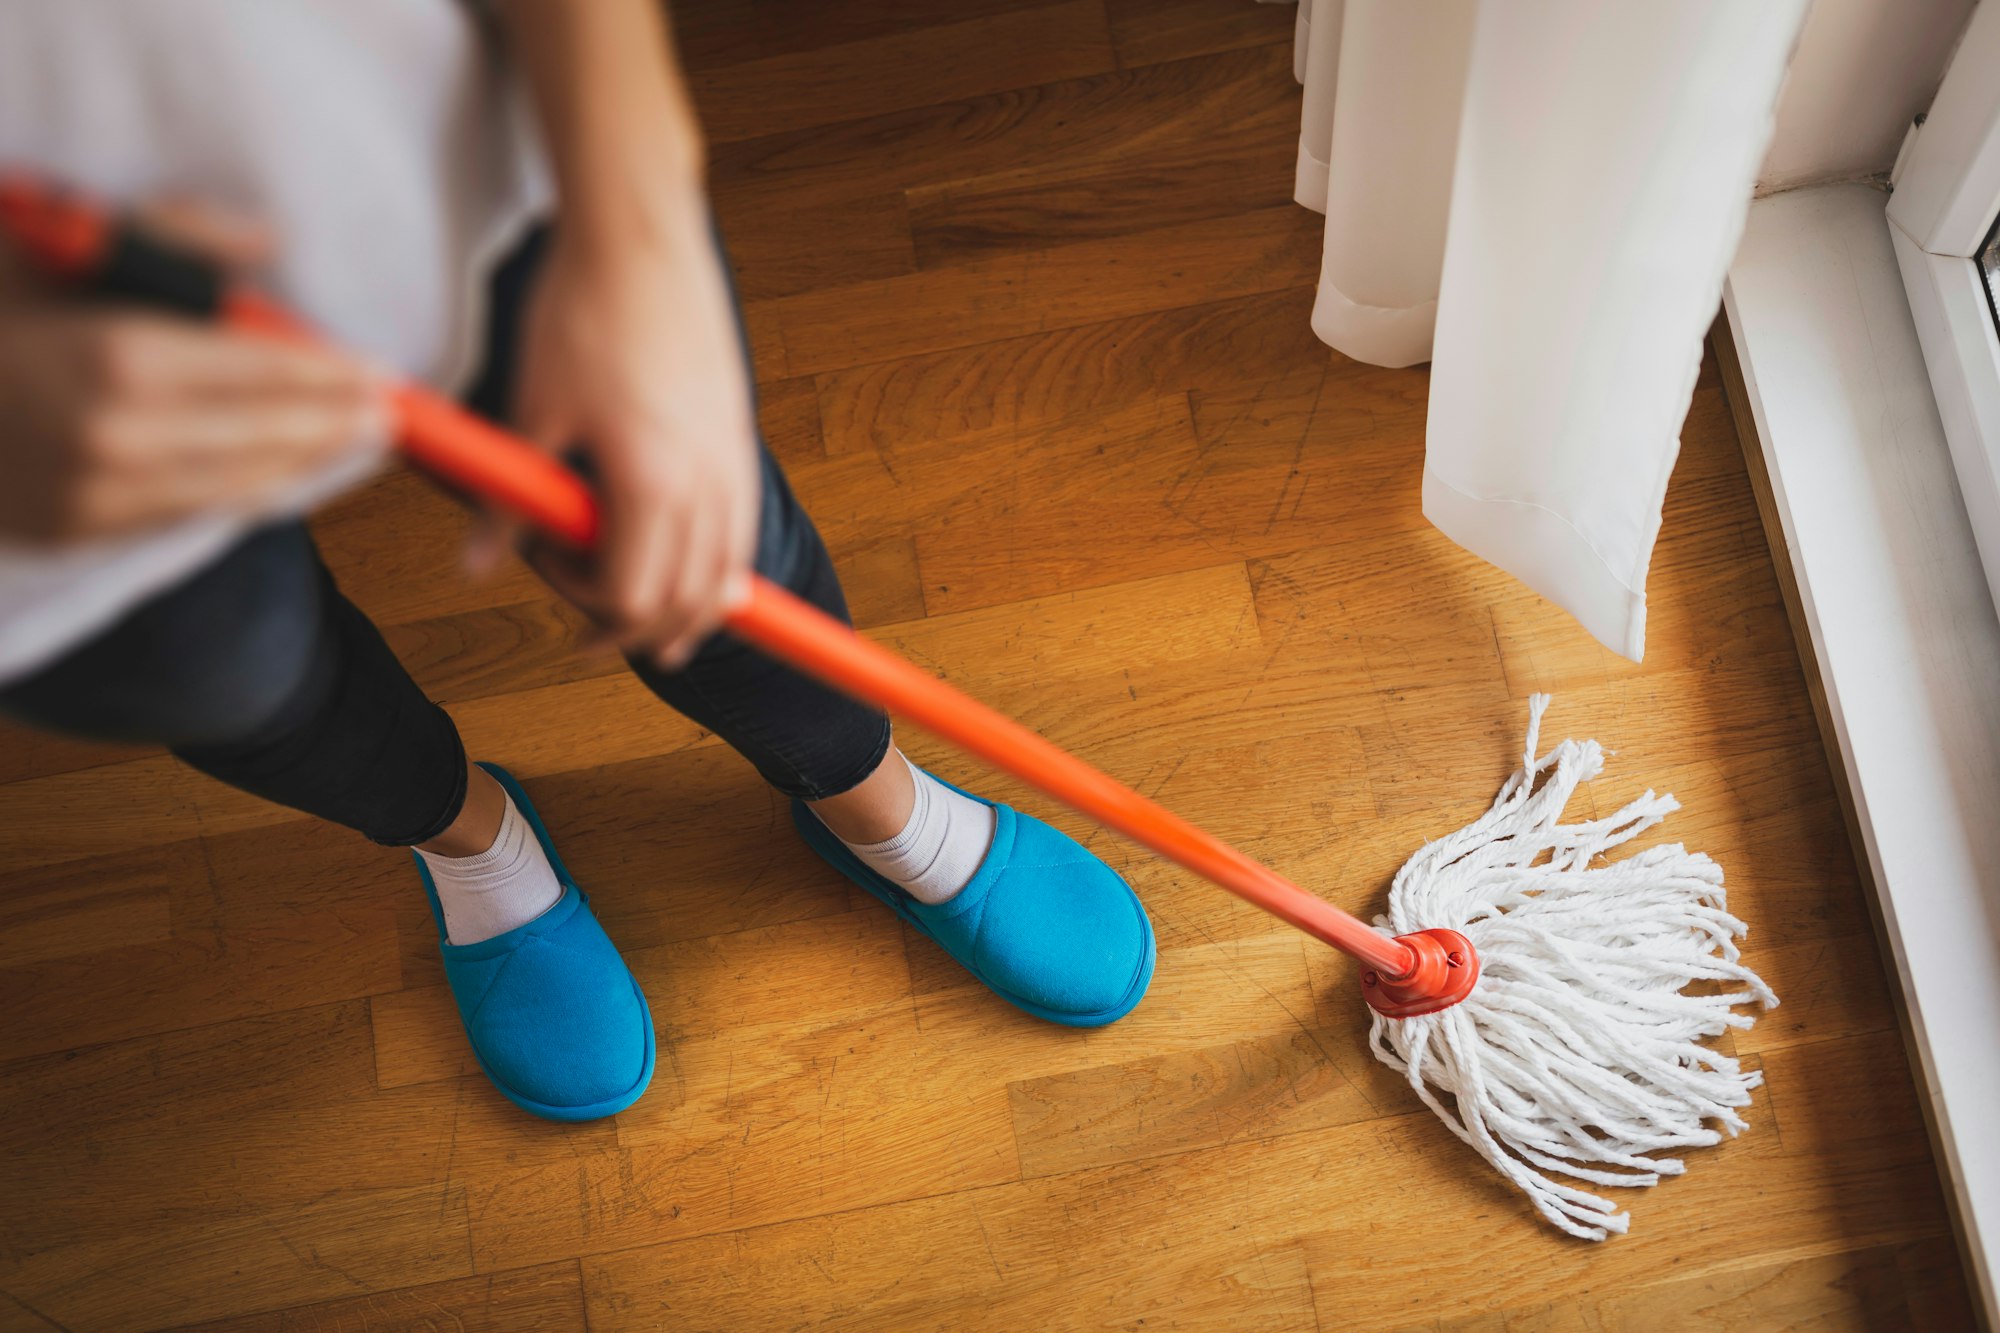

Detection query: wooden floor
xmin=0 ymin=2 xmax=1978 ymax=1329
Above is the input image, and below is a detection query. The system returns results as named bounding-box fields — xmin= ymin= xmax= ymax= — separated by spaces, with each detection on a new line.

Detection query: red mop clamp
xmin=0 ymin=173 xmax=1476 ymax=1017
xmin=1359 ymin=928 xmax=1478 ymax=1017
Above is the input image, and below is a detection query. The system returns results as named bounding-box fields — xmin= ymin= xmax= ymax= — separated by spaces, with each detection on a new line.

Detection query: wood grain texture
xmin=0 ymin=836 xmax=402 ymax=1062
xmin=0 ymin=845 xmax=174 ymax=968
xmin=0 ymin=1184 xmax=473 ymax=1332
xmin=765 ymin=204 xmax=1321 ymax=375
xmin=715 ymin=189 xmax=917 ymax=301
xmin=1432 ymin=1247 xmax=1924 ymax=1332
xmin=906 ymin=42 xmax=1301 ymax=266
xmin=674 ymin=0 xmax=1058 ymax=74
xmin=689 ymin=1 xmax=1115 ymax=144
xmin=754 ymin=373 xmax=828 ymax=464
xmin=708 ymin=41 xmax=1310 ymax=214
xmin=0 ymin=716 xmax=158 ymax=784
xmin=1005 ymin=1025 xmax=1382 ymax=1178
xmin=0 ymin=4 xmax=1974 ymax=1329
xmin=812 ymin=286 xmax=1326 ymax=457
xmin=1105 ymin=0 xmax=1300 ymax=69
xmin=162 ymin=1262 xmax=586 ymax=1333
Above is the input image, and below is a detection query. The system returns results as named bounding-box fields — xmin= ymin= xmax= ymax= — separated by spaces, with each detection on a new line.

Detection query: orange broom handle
xmin=0 ymin=175 xmax=1419 ymax=980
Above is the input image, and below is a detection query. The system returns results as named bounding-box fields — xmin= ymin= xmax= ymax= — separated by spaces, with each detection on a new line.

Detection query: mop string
xmin=1372 ymin=696 xmax=1776 ymax=1238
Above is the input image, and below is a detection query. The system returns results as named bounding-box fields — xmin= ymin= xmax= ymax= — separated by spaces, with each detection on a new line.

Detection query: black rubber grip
xmin=89 ymin=225 xmax=224 ymax=317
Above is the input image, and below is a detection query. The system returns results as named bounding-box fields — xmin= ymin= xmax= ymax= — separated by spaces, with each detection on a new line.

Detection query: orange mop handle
xmin=394 ymin=401 xmax=1417 ymax=978
xmin=735 ymin=580 xmax=1416 ymax=972
xmin=0 ymin=175 xmax=1421 ymax=980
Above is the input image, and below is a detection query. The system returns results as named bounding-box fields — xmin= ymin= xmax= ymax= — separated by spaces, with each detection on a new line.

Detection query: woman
xmin=0 ymin=0 xmax=1153 ymax=1122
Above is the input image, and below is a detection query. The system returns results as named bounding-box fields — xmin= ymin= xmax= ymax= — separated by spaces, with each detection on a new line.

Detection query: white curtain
xmin=1290 ymin=0 xmax=1808 ymax=659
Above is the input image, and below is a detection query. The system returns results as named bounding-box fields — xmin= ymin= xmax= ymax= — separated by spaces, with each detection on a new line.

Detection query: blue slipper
xmin=413 ymin=762 xmax=654 ymax=1122
xmin=792 ymin=772 xmax=1155 ymax=1026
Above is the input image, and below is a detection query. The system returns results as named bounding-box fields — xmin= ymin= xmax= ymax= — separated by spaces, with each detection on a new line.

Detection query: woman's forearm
xmin=494 ymin=0 xmax=708 ymax=255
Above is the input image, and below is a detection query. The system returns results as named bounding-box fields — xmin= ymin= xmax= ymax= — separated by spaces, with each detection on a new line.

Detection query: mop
xmin=0 ymin=177 xmax=1778 ymax=1239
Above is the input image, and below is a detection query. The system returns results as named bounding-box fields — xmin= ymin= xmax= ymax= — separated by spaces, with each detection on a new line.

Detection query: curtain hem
xmin=1421 ymin=466 xmax=1647 ymax=661
xmin=1310 ymin=280 xmax=1436 ymax=369
xmin=1294 ymin=145 xmax=1329 ymax=215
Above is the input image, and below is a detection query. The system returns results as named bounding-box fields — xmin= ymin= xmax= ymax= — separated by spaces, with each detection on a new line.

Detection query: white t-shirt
xmin=0 ymin=0 xmax=552 ymax=684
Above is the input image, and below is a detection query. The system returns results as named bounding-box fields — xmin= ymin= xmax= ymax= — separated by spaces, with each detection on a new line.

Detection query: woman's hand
xmin=490 ymin=0 xmax=759 ymax=671
xmin=0 ymin=211 xmax=385 ymax=546
xmin=504 ymin=210 xmax=760 ymax=670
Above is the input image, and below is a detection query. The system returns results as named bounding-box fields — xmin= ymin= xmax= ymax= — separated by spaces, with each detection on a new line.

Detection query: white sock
xmin=834 ymin=754 xmax=996 ymax=905
xmin=416 ymin=793 xmax=563 ymax=945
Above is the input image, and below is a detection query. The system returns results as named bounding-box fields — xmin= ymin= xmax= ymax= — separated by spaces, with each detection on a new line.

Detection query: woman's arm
xmin=498 ymin=0 xmax=705 ymax=248
xmin=493 ymin=0 xmax=759 ymax=669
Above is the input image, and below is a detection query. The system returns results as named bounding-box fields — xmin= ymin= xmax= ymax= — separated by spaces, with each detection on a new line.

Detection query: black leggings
xmin=0 ymin=228 xmax=891 ymax=844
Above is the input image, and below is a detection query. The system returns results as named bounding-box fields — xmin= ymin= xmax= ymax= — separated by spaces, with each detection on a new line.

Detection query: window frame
xmin=1888 ymin=0 xmax=2000 ymax=611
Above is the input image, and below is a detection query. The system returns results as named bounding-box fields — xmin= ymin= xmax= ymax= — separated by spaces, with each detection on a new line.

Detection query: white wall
xmin=1758 ymin=0 xmax=1975 ymax=193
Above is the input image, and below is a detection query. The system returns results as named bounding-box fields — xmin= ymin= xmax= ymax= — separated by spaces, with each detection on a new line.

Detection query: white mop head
xmin=1369 ymin=695 xmax=1778 ymax=1240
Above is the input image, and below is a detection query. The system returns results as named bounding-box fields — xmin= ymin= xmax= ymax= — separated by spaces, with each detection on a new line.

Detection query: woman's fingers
xmin=77 ymin=394 xmax=386 ymax=522
xmin=176 ymin=393 xmax=385 ymax=461
xmin=80 ymin=316 xmax=374 ymax=402
xmin=603 ymin=483 xmax=678 ymax=633
xmin=537 ymin=461 xmax=686 ymax=654
xmin=130 ymin=196 xmax=276 ymax=271
xmin=524 ymin=485 xmax=739 ymax=671
xmin=639 ymin=502 xmax=722 ymax=669
xmin=635 ymin=479 xmax=758 ymax=669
